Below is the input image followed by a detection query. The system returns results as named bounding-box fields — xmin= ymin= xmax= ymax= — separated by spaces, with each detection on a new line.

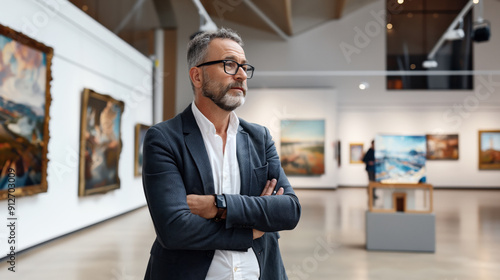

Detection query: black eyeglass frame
xmin=196 ymin=59 xmax=255 ymax=79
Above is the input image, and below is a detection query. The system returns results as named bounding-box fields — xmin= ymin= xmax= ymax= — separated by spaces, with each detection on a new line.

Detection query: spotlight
xmin=422 ymin=60 xmax=438 ymax=68
xmin=473 ymin=20 xmax=491 ymax=42
xmin=359 ymin=82 xmax=369 ymax=90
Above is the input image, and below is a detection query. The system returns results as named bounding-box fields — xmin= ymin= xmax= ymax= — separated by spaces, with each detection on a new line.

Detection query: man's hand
xmin=186 ymin=194 xmax=218 ymax=219
xmin=260 ymin=179 xmax=284 ymax=196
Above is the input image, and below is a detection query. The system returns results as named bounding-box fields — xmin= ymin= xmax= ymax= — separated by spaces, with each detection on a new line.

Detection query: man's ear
xmin=189 ymin=67 xmax=203 ymax=89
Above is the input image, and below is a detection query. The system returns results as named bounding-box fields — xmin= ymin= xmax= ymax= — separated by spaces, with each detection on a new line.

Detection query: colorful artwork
xmin=478 ymin=130 xmax=500 ymax=170
xmin=79 ymin=89 xmax=124 ymax=196
xmin=0 ymin=24 xmax=53 ymax=200
xmin=426 ymin=134 xmax=459 ymax=160
xmin=375 ymin=135 xmax=426 ymax=184
xmin=280 ymin=120 xmax=325 ymax=176
xmin=134 ymin=124 xmax=150 ymax=177
xmin=349 ymin=143 xmax=364 ymax=164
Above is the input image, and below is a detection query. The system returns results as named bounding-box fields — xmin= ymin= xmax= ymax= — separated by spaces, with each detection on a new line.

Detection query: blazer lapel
xmin=181 ymin=106 xmax=215 ymax=195
xmin=237 ymin=126 xmax=251 ymax=195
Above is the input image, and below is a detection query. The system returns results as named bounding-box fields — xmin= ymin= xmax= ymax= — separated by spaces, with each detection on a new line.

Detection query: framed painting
xmin=349 ymin=143 xmax=364 ymax=164
xmin=333 ymin=140 xmax=341 ymax=167
xmin=79 ymin=89 xmax=124 ymax=196
xmin=0 ymin=24 xmax=53 ymax=200
xmin=280 ymin=120 xmax=325 ymax=176
xmin=426 ymin=134 xmax=459 ymax=160
xmin=478 ymin=130 xmax=500 ymax=170
xmin=134 ymin=123 xmax=150 ymax=177
xmin=375 ymin=135 xmax=427 ymax=184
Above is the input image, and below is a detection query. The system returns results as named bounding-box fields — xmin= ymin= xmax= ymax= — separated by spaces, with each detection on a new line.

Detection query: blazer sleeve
xmin=142 ymin=126 xmax=253 ymax=251
xmin=224 ymin=127 xmax=301 ymax=232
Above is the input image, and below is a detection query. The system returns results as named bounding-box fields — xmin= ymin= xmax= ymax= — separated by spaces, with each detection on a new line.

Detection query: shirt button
xmin=234 ymin=267 xmax=238 ymax=272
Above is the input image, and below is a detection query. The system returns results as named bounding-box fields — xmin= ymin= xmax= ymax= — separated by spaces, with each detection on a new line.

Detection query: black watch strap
xmin=213 ymin=194 xmax=226 ymax=222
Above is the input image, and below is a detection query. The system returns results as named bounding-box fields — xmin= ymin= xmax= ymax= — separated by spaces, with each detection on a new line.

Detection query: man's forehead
xmin=207 ymin=38 xmax=246 ymax=60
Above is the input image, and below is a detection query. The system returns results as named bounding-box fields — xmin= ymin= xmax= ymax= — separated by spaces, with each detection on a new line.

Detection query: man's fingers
xmin=260 ymin=180 xmax=273 ymax=196
xmin=260 ymin=179 xmax=279 ymax=196
xmin=276 ymin=187 xmax=284 ymax=195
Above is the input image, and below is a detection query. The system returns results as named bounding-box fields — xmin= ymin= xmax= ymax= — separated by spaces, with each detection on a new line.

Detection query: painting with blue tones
xmin=375 ymin=135 xmax=427 ymax=184
xmin=0 ymin=24 xmax=53 ymax=200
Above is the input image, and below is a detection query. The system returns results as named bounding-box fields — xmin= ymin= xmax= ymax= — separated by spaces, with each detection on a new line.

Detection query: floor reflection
xmin=281 ymin=188 xmax=500 ymax=280
xmin=0 ymin=188 xmax=498 ymax=280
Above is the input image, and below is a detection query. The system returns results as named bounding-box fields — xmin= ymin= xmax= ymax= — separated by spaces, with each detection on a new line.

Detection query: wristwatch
xmin=213 ymin=194 xmax=226 ymax=222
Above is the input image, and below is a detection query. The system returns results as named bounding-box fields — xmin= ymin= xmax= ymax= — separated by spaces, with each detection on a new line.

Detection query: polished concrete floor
xmin=1 ymin=188 xmax=499 ymax=280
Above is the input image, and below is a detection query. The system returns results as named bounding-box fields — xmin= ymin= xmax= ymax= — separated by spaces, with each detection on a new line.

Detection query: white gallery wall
xmin=0 ymin=0 xmax=152 ymax=254
xmin=171 ymin=0 xmax=500 ymax=188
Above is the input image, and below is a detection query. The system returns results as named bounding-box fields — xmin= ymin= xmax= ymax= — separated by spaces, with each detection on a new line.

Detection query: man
xmin=142 ymin=28 xmax=301 ymax=280
xmin=362 ymin=140 xmax=375 ymax=182
xmin=363 ymin=140 xmax=376 ymax=201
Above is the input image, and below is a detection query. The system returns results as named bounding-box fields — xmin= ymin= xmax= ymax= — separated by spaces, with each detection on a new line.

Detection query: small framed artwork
xmin=349 ymin=143 xmax=364 ymax=164
xmin=478 ymin=130 xmax=500 ymax=170
xmin=134 ymin=124 xmax=150 ymax=177
xmin=426 ymin=134 xmax=459 ymax=160
xmin=78 ymin=89 xmax=125 ymax=196
xmin=0 ymin=23 xmax=53 ymax=200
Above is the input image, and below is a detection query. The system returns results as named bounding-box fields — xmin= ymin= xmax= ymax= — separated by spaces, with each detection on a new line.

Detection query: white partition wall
xmin=0 ymin=0 xmax=152 ymax=253
xmin=236 ymin=88 xmax=339 ymax=188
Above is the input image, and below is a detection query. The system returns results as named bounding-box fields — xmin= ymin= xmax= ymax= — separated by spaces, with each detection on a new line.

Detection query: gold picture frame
xmin=78 ymin=89 xmax=124 ymax=196
xmin=349 ymin=143 xmax=364 ymax=164
xmin=134 ymin=123 xmax=150 ymax=177
xmin=478 ymin=130 xmax=500 ymax=170
xmin=0 ymin=23 xmax=53 ymax=200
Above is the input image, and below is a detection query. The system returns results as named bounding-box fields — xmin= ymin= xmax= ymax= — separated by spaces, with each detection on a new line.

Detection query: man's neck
xmin=194 ymin=98 xmax=231 ymax=135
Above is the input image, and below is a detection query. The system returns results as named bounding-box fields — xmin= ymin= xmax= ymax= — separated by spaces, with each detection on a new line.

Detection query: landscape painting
xmin=79 ymin=89 xmax=124 ymax=196
xmin=0 ymin=24 xmax=53 ymax=200
xmin=375 ymin=135 xmax=427 ymax=184
xmin=479 ymin=130 xmax=500 ymax=170
xmin=426 ymin=134 xmax=459 ymax=160
xmin=280 ymin=120 xmax=325 ymax=176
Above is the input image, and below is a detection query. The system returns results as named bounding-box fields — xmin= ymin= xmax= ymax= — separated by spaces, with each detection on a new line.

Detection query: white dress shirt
xmin=191 ymin=102 xmax=260 ymax=280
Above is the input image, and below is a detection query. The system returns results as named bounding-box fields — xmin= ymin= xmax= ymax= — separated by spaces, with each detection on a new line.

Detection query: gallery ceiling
xmin=69 ymin=0 xmax=377 ymax=55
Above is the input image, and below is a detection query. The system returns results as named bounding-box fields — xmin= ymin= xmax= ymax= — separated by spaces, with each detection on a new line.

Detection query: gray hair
xmin=187 ymin=27 xmax=244 ymax=69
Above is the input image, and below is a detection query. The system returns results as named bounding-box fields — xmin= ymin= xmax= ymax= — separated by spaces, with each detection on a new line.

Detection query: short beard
xmin=202 ymin=78 xmax=246 ymax=112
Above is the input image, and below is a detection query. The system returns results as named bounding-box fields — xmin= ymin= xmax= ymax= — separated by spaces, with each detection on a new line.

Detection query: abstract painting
xmin=280 ymin=120 xmax=325 ymax=176
xmin=478 ymin=130 xmax=500 ymax=170
xmin=0 ymin=24 xmax=53 ymax=200
xmin=79 ymin=89 xmax=124 ymax=196
xmin=426 ymin=134 xmax=459 ymax=160
xmin=375 ymin=135 xmax=426 ymax=184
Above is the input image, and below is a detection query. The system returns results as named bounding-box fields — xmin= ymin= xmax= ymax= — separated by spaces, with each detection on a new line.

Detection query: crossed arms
xmin=142 ymin=124 xmax=301 ymax=252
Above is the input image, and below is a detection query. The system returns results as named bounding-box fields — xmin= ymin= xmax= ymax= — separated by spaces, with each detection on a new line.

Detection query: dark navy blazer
xmin=142 ymin=106 xmax=301 ymax=280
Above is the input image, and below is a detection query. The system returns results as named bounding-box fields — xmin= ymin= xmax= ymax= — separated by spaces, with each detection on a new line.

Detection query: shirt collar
xmin=191 ymin=101 xmax=240 ymax=136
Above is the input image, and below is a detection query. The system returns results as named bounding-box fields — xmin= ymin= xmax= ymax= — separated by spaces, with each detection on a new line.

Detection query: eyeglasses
xmin=196 ymin=60 xmax=255 ymax=79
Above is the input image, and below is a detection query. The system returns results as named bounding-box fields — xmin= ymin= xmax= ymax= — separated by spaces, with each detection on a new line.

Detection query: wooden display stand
xmin=366 ymin=182 xmax=435 ymax=252
xmin=368 ymin=182 xmax=433 ymax=213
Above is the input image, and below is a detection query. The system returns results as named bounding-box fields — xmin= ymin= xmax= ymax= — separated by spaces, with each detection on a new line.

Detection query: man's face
xmin=200 ymin=39 xmax=248 ymax=112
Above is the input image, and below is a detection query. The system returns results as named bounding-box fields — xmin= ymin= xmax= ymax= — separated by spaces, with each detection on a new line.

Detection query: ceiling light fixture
xmin=359 ymin=82 xmax=369 ymax=90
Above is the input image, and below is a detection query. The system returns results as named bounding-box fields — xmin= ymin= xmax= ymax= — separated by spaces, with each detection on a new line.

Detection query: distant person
xmin=363 ymin=140 xmax=376 ymax=201
xmin=363 ymin=140 xmax=375 ymax=182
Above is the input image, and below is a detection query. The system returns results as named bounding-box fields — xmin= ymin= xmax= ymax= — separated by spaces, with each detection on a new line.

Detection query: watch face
xmin=216 ymin=195 xmax=226 ymax=208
